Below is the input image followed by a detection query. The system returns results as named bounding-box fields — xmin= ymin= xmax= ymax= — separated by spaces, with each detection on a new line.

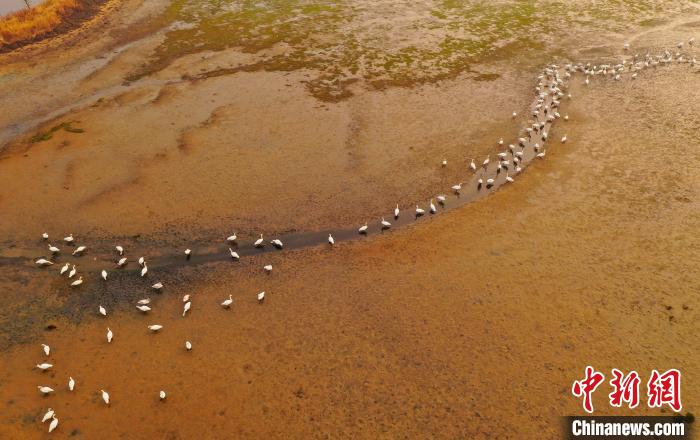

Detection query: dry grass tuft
xmin=0 ymin=0 xmax=85 ymax=47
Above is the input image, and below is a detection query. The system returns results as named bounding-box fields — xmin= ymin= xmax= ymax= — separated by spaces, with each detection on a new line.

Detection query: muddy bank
xmin=0 ymin=66 xmax=698 ymax=438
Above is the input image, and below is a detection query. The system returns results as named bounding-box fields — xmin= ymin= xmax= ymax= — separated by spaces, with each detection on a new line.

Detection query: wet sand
xmin=0 ymin=0 xmax=699 ymax=438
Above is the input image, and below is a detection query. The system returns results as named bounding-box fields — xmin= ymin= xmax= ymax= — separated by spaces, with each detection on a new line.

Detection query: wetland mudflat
xmin=0 ymin=1 xmax=698 ymax=438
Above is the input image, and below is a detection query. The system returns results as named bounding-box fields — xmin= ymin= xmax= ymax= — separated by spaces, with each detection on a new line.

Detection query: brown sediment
xmin=0 ymin=1 xmax=699 ymax=438
xmin=0 ymin=67 xmax=698 ymax=438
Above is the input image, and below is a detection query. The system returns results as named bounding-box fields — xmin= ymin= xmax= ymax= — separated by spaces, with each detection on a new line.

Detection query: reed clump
xmin=0 ymin=0 xmax=83 ymax=47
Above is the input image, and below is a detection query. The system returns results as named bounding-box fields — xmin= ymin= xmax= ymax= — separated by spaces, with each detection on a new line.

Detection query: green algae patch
xmin=30 ymin=122 xmax=84 ymax=143
xmin=129 ymin=0 xmax=695 ymax=101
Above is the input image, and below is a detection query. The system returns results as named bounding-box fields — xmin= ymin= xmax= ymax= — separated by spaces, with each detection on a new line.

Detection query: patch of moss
xmin=30 ymin=121 xmax=84 ymax=143
xmin=130 ymin=0 xmax=693 ymax=101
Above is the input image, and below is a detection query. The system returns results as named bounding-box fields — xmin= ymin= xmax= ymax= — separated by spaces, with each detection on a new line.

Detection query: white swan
xmin=221 ymin=295 xmax=233 ymax=308
xmin=229 ymin=248 xmax=240 ymax=260
xmin=37 ymin=386 xmax=54 ymax=395
xmin=328 ymin=234 xmax=335 ymax=245
xmin=48 ymin=416 xmax=58 ymax=433
xmin=100 ymin=389 xmax=110 ymax=405
xmin=254 ymin=234 xmax=265 ymax=248
xmin=42 ymin=408 xmax=54 ymax=423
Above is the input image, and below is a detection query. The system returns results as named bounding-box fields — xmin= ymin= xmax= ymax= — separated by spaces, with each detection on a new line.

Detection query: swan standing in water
xmin=72 ymin=245 xmax=86 ymax=256
xmin=254 ymin=234 xmax=265 ymax=248
xmin=42 ymin=233 xmax=49 ymax=240
xmin=381 ymin=218 xmax=391 ymax=229
xmin=328 ymin=234 xmax=335 ymax=245
xmin=436 ymin=195 xmax=446 ymax=205
xmin=229 ymin=248 xmax=240 ymax=260
xmin=148 ymin=324 xmax=163 ymax=332
xmin=138 ymin=257 xmax=145 ymax=266
xmin=394 ymin=204 xmax=400 ymax=219
xmin=36 ymin=363 xmax=53 ymax=371
xmin=106 ymin=328 xmax=113 ymax=343
xmin=264 ymin=264 xmax=273 ymax=273
xmin=152 ymin=282 xmax=163 ymax=290
xmin=226 ymin=233 xmax=237 ymax=243
xmin=99 ymin=305 xmax=107 ymax=316
xmin=257 ymin=291 xmax=266 ymax=302
xmin=183 ymin=301 xmax=191 ymax=317
xmin=415 ymin=205 xmax=425 ymax=217
xmin=117 ymin=257 xmax=127 ymax=267
xmin=60 ymin=263 xmax=69 ymax=275
xmin=101 ymin=270 xmax=108 ymax=281
xmin=451 ymin=183 xmax=462 ymax=194
xmin=141 ymin=265 xmax=148 ymax=277
xmin=70 ymin=277 xmax=83 ymax=287
xmin=68 ymin=265 xmax=76 ymax=278
xmin=470 ymin=159 xmax=476 ymax=171
xmin=185 ymin=249 xmax=192 ymax=259
xmin=48 ymin=244 xmax=60 ymax=254
xmin=271 ymin=239 xmax=284 ymax=249
xmin=185 ymin=341 xmax=192 ymax=351
xmin=115 ymin=245 xmax=124 ymax=255
xmin=63 ymin=234 xmax=74 ymax=244
xmin=35 ymin=259 xmax=53 ymax=266
xmin=42 ymin=344 xmax=50 ymax=356
xmin=136 ymin=305 xmax=151 ymax=313
xmin=160 ymin=390 xmax=166 ymax=401
xmin=358 ymin=222 xmax=368 ymax=234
